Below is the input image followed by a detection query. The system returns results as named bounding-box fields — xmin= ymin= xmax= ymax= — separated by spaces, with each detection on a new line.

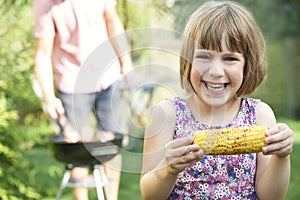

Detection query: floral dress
xmin=167 ymin=97 xmax=260 ymax=200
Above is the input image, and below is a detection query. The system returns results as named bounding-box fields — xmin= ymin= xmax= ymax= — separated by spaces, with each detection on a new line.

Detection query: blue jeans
xmin=57 ymin=83 xmax=126 ymax=134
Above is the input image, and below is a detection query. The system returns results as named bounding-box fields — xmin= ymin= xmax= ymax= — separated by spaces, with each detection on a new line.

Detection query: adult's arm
xmin=34 ymin=38 xmax=64 ymax=120
xmin=104 ymin=7 xmax=132 ymax=74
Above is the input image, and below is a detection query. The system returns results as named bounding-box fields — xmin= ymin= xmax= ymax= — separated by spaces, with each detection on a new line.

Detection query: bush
xmin=0 ymin=1 xmax=46 ymax=198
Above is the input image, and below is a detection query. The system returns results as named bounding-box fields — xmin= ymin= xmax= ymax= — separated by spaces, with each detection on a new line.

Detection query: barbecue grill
xmin=49 ymin=133 xmax=123 ymax=200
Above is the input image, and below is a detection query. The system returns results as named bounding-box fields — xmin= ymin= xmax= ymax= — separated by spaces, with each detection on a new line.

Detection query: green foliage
xmin=171 ymin=0 xmax=300 ymax=38
xmin=116 ymin=0 xmax=154 ymax=62
xmin=0 ymin=0 xmax=45 ymax=199
xmin=280 ymin=118 xmax=300 ymax=199
xmin=0 ymin=87 xmax=41 ymax=199
xmin=0 ymin=82 xmax=18 ymax=130
xmin=242 ymin=0 xmax=300 ymax=38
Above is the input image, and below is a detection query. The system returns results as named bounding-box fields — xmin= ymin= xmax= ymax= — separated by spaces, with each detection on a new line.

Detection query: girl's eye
xmin=225 ymin=57 xmax=238 ymax=61
xmin=196 ymin=54 xmax=210 ymax=59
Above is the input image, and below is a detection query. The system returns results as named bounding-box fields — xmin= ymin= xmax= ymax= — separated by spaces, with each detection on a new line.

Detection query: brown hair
xmin=180 ymin=1 xmax=266 ymax=96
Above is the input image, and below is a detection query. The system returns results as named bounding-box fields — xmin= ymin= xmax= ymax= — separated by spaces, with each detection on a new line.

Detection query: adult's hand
xmin=44 ymin=97 xmax=65 ymax=120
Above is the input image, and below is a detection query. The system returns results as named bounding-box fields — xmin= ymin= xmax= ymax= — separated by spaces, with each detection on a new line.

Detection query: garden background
xmin=0 ymin=0 xmax=299 ymax=199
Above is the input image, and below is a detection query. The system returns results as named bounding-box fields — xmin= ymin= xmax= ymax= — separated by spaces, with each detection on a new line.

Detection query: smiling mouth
xmin=203 ymin=82 xmax=228 ymax=93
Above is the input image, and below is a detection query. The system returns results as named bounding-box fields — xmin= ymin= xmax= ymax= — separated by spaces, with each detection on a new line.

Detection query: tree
xmin=0 ymin=0 xmax=43 ymax=198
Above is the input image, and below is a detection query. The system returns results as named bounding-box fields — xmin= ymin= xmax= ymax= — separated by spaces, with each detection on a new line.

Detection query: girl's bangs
xmin=194 ymin=15 xmax=245 ymax=54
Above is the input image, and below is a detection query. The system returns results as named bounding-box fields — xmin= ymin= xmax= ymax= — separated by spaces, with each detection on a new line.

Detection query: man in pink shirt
xmin=33 ymin=0 xmax=132 ymax=199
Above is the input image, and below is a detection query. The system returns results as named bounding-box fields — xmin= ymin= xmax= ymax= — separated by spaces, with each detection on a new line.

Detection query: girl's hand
xmin=262 ymin=123 xmax=294 ymax=157
xmin=164 ymin=136 xmax=203 ymax=174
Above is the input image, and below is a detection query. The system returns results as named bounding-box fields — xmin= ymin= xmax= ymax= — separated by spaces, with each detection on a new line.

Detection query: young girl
xmin=140 ymin=1 xmax=294 ymax=199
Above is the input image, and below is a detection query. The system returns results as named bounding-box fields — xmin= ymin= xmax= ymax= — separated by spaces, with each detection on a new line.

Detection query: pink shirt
xmin=33 ymin=0 xmax=121 ymax=93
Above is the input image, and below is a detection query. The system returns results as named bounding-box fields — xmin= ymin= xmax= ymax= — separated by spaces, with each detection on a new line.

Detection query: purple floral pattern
xmin=168 ymin=97 xmax=260 ymax=200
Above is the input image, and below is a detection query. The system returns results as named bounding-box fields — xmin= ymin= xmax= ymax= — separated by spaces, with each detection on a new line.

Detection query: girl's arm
xmin=255 ymin=102 xmax=294 ymax=200
xmin=140 ymin=100 xmax=203 ymax=200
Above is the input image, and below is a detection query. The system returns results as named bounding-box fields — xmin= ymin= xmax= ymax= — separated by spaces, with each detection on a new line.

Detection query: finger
xmin=263 ymin=143 xmax=293 ymax=157
xmin=168 ymin=150 xmax=201 ymax=165
xmin=166 ymin=136 xmax=194 ymax=149
xmin=167 ymin=149 xmax=203 ymax=169
xmin=263 ymin=137 xmax=294 ymax=154
xmin=265 ymin=126 xmax=293 ymax=144
xmin=176 ymin=150 xmax=203 ymax=164
xmin=267 ymin=123 xmax=288 ymax=136
xmin=164 ymin=142 xmax=200 ymax=166
xmin=166 ymin=143 xmax=200 ymax=159
xmin=55 ymin=98 xmax=65 ymax=115
xmin=46 ymin=106 xmax=59 ymax=120
xmin=168 ymin=151 xmax=203 ymax=173
xmin=56 ymin=106 xmax=65 ymax=115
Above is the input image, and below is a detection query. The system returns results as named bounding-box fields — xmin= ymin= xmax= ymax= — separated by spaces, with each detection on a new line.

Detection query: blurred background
xmin=0 ymin=0 xmax=299 ymax=199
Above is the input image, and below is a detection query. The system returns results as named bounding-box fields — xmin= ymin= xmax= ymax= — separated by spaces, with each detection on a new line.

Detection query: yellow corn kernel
xmin=193 ymin=126 xmax=267 ymax=155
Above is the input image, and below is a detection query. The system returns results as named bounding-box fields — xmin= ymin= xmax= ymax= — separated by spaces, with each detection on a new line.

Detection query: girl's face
xmin=190 ymin=39 xmax=245 ymax=107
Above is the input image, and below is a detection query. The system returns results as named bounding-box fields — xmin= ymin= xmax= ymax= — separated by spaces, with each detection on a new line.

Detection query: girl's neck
xmin=190 ymin=94 xmax=242 ymax=127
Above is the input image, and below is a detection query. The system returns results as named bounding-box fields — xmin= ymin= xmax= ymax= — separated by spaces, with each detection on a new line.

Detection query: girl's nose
xmin=208 ymin=61 xmax=224 ymax=77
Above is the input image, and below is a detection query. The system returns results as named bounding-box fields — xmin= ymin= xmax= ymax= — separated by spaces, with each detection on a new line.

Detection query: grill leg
xmin=93 ymin=165 xmax=110 ymax=200
xmin=56 ymin=168 xmax=72 ymax=200
xmin=99 ymin=165 xmax=111 ymax=200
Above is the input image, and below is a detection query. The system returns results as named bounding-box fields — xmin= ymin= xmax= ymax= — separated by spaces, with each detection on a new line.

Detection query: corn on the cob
xmin=193 ymin=126 xmax=267 ymax=155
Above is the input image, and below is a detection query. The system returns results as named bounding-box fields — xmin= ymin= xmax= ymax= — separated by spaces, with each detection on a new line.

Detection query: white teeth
xmin=206 ymin=83 xmax=225 ymax=90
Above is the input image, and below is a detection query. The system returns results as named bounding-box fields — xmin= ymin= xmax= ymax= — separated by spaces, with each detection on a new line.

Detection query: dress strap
xmin=239 ymin=98 xmax=261 ymax=126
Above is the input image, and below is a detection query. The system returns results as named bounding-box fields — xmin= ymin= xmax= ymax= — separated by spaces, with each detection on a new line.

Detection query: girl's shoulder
xmin=254 ymin=99 xmax=277 ymax=127
xmin=166 ymin=96 xmax=193 ymax=117
xmin=150 ymin=99 xmax=177 ymax=124
xmin=251 ymin=98 xmax=273 ymax=116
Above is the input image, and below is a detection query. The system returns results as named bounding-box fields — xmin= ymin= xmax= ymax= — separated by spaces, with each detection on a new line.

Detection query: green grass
xmin=281 ymin=119 xmax=300 ymax=200
xmin=286 ymin=142 xmax=300 ymax=200
xmin=24 ymin=119 xmax=300 ymax=199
